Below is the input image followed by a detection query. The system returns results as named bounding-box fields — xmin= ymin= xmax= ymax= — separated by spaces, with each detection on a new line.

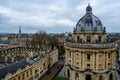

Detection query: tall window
xmin=67 ymin=69 xmax=70 ymax=78
xmin=108 ymin=54 xmax=110 ymax=59
xmin=69 ymin=51 xmax=71 ymax=57
xmin=87 ymin=36 xmax=91 ymax=43
xmin=86 ymin=75 xmax=91 ymax=80
xmin=98 ymin=36 xmax=101 ymax=42
xmin=87 ymin=54 xmax=90 ymax=60
xmin=109 ymin=73 xmax=113 ymax=80
xmin=75 ymin=73 xmax=79 ymax=80
xmin=75 ymin=73 xmax=79 ymax=79
xmin=77 ymin=36 xmax=79 ymax=42
xmin=99 ymin=75 xmax=103 ymax=80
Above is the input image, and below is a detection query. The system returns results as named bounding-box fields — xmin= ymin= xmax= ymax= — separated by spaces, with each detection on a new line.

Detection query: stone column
xmin=79 ymin=51 xmax=81 ymax=68
xmin=95 ymin=52 xmax=96 ymax=69
xmin=81 ymin=52 xmax=83 ymax=69
xmin=96 ymin=52 xmax=98 ymax=69
xmin=103 ymin=52 xmax=105 ymax=69
xmin=72 ymin=50 xmax=74 ymax=66
xmin=92 ymin=52 xmax=95 ymax=69
xmin=83 ymin=51 xmax=85 ymax=69
xmin=105 ymin=52 xmax=107 ymax=69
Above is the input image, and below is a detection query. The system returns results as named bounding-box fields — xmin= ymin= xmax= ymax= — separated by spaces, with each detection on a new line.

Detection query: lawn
xmin=54 ymin=76 xmax=66 ymax=80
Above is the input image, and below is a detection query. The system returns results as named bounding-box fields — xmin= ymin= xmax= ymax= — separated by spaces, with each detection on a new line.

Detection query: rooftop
xmin=0 ymin=59 xmax=30 ymax=79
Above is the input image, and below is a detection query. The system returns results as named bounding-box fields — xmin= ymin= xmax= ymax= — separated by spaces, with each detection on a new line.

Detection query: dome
xmin=74 ymin=4 xmax=105 ymax=33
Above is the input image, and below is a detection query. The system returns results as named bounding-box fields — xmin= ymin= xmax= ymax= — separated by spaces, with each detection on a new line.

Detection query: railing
xmin=74 ymin=30 xmax=104 ymax=34
xmin=65 ymin=42 xmax=116 ymax=48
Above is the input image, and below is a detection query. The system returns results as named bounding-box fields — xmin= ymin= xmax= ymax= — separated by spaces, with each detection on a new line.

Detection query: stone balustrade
xmin=65 ymin=42 xmax=117 ymax=48
xmin=66 ymin=64 xmax=112 ymax=73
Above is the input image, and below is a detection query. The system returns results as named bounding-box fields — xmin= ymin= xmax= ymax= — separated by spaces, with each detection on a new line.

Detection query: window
xmin=109 ymin=73 xmax=113 ymax=80
xmin=108 ymin=63 xmax=110 ymax=66
xmin=98 ymin=36 xmax=101 ymax=42
xmin=69 ymin=52 xmax=71 ymax=57
xmin=69 ymin=60 xmax=71 ymax=63
xmin=87 ymin=36 xmax=91 ymax=43
xmin=86 ymin=75 xmax=91 ymax=80
xmin=99 ymin=64 xmax=101 ymax=67
xmin=87 ymin=64 xmax=90 ymax=68
xmin=77 ymin=36 xmax=79 ymax=42
xmin=77 ymin=53 xmax=79 ymax=56
xmin=67 ymin=69 xmax=70 ymax=78
xmin=99 ymin=64 xmax=102 ymax=69
xmin=87 ymin=54 xmax=90 ymax=60
xmin=75 ymin=73 xmax=79 ymax=79
xmin=99 ymin=75 xmax=103 ymax=80
xmin=76 ymin=62 xmax=79 ymax=64
xmin=108 ymin=54 xmax=110 ymax=59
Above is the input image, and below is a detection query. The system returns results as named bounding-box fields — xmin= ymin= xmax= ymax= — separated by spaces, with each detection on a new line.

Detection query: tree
xmin=30 ymin=31 xmax=58 ymax=49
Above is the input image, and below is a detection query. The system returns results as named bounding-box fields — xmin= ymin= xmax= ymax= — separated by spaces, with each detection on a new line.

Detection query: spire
xmin=86 ymin=3 xmax=92 ymax=14
xmin=19 ymin=26 xmax=21 ymax=38
xmin=88 ymin=3 xmax=90 ymax=6
xmin=19 ymin=26 xmax=21 ymax=34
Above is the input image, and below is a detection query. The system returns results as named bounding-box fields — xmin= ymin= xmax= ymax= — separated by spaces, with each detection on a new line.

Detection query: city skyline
xmin=0 ymin=0 xmax=120 ymax=33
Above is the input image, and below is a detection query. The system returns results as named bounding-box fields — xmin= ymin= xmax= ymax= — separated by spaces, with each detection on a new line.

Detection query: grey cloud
xmin=0 ymin=13 xmax=11 ymax=24
xmin=0 ymin=0 xmax=119 ymax=33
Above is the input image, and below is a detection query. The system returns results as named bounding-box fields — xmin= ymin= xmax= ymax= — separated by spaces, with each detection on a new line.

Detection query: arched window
xmin=67 ymin=69 xmax=70 ymax=78
xmin=86 ymin=75 xmax=91 ymax=80
xmin=99 ymin=75 xmax=103 ymax=80
xmin=109 ymin=73 xmax=113 ymax=80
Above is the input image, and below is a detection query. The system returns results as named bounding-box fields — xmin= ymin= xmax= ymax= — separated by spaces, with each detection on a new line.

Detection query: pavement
xmin=39 ymin=59 xmax=64 ymax=80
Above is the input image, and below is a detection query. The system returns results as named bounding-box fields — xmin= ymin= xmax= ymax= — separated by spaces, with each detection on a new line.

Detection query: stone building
xmin=0 ymin=46 xmax=58 ymax=80
xmin=64 ymin=4 xmax=120 ymax=80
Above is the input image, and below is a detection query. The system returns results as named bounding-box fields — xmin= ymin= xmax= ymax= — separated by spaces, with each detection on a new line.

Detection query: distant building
xmin=64 ymin=4 xmax=120 ymax=80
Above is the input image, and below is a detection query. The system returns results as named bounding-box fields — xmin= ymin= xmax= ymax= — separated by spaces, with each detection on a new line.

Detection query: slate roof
xmin=0 ymin=59 xmax=30 ymax=79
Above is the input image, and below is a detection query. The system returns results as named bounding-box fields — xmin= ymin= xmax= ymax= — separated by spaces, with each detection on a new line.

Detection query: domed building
xmin=64 ymin=4 xmax=117 ymax=80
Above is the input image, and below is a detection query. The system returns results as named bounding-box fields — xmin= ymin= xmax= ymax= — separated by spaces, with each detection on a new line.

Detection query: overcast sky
xmin=0 ymin=0 xmax=120 ymax=33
